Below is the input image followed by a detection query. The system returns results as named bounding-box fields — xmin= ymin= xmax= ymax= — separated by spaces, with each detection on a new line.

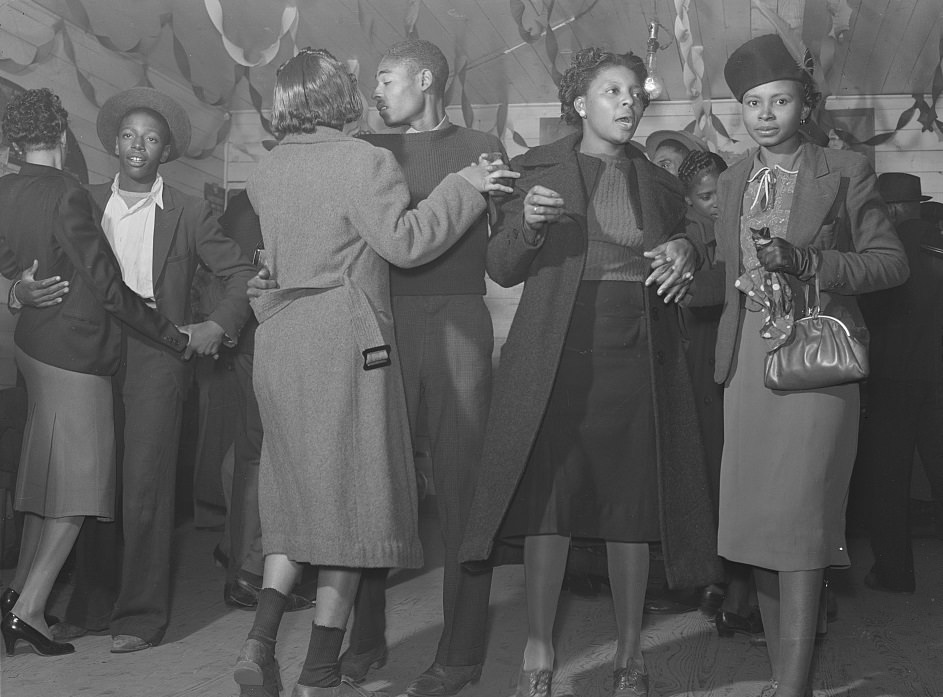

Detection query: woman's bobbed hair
xmin=271 ymin=48 xmax=363 ymax=139
xmin=558 ymin=48 xmax=649 ymax=126
xmin=2 ymin=88 xmax=69 ymax=156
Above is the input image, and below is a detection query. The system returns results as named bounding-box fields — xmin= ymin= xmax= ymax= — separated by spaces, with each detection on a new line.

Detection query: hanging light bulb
xmin=644 ymin=21 xmax=666 ymax=100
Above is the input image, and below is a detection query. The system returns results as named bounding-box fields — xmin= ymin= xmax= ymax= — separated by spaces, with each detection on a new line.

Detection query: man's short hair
xmin=384 ymin=39 xmax=449 ymax=97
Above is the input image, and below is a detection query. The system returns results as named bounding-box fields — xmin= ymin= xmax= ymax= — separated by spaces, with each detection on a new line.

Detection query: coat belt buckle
xmin=362 ymin=345 xmax=391 ymax=371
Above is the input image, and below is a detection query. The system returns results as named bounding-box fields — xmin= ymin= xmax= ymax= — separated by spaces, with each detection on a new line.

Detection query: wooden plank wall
xmin=226 ymin=94 xmax=943 ymax=359
xmin=0 ymin=0 xmax=227 ymax=388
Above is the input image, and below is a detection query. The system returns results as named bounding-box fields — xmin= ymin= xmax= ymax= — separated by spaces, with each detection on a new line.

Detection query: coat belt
xmin=250 ymin=275 xmax=391 ymax=370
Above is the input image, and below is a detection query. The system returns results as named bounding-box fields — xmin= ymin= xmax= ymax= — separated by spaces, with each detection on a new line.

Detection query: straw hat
xmin=96 ymin=87 xmax=191 ymax=161
xmin=645 ymin=130 xmax=709 ymax=160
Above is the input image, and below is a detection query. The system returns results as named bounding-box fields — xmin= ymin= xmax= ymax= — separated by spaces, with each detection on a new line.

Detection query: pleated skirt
xmin=501 ymin=280 xmax=660 ymax=543
xmin=14 ymin=347 xmax=116 ymax=520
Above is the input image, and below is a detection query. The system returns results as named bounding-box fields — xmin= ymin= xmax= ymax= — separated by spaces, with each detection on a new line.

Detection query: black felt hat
xmin=97 ymin=87 xmax=191 ymax=161
xmin=878 ymin=173 xmax=931 ymax=203
xmin=724 ymin=34 xmax=808 ymax=103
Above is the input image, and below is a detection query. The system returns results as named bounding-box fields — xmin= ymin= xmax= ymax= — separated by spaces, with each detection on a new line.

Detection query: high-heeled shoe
xmin=715 ymin=608 xmax=763 ymax=637
xmin=0 ymin=587 xmax=60 ymax=626
xmin=1 ymin=612 xmax=75 ymax=656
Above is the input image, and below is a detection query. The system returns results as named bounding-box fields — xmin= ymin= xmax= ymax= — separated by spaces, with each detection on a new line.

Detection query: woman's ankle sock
xmin=247 ymin=588 xmax=289 ymax=649
xmin=297 ymin=624 xmax=346 ymax=687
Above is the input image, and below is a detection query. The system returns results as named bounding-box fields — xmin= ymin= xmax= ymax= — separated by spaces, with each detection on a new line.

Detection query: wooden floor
xmin=2 ymin=508 xmax=942 ymax=697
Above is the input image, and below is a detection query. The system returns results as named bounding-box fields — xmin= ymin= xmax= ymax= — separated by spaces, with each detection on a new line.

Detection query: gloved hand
xmin=756 ymin=236 xmax=818 ymax=279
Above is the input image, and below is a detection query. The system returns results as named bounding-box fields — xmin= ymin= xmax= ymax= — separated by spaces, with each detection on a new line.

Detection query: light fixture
xmin=644 ymin=21 xmax=666 ymax=100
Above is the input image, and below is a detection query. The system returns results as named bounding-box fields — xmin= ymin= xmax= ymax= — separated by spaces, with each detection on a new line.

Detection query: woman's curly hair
xmin=678 ymin=150 xmax=727 ymax=190
xmin=2 ymin=88 xmax=69 ymax=156
xmin=558 ymin=48 xmax=649 ymax=126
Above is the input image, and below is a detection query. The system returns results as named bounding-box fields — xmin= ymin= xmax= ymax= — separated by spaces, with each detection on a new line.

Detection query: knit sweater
xmin=361 ymin=124 xmax=504 ymax=296
xmin=582 ymin=155 xmax=647 ymax=282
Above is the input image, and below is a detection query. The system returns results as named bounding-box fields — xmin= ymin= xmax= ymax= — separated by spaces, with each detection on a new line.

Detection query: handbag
xmin=764 ymin=274 xmax=869 ymax=391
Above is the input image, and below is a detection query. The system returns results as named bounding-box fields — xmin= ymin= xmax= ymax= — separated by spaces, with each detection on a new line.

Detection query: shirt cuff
xmin=8 ymin=280 xmax=24 ymax=310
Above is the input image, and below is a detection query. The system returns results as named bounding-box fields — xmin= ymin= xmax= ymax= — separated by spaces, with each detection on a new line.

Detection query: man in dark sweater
xmin=345 ymin=39 xmax=505 ymax=697
xmin=248 ymin=39 xmax=504 ymax=695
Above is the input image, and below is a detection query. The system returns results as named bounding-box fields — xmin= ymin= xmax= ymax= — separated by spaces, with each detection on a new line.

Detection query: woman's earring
xmin=579 ymin=111 xmax=587 ymax=119
xmin=799 ymin=116 xmax=809 ymax=125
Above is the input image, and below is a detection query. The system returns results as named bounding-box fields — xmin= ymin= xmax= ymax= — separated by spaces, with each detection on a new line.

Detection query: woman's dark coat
xmin=458 ymin=133 xmax=724 ymax=589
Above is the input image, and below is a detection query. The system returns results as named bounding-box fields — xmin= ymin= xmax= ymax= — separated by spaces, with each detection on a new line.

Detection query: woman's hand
xmin=756 ymin=237 xmax=816 ymax=278
xmin=522 ymin=185 xmax=565 ymax=229
xmin=247 ymin=266 xmax=278 ymax=299
xmin=457 ymin=154 xmax=520 ymax=194
xmin=644 ymin=238 xmax=697 ymax=303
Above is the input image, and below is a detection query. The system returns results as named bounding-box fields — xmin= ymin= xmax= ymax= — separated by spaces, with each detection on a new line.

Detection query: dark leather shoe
xmin=234 ymin=638 xmax=283 ymax=697
xmin=715 ymin=609 xmax=763 ymax=637
xmin=406 ymin=662 xmax=482 ymax=697
xmin=225 ymin=576 xmax=261 ymax=609
xmin=339 ymin=643 xmax=388 ymax=682
xmin=291 ymin=679 xmax=388 ymax=697
xmin=111 ymin=634 xmax=152 ymax=653
xmin=225 ymin=576 xmax=315 ymax=612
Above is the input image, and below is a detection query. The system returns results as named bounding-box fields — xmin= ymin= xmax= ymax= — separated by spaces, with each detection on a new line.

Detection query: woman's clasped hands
xmin=643 ymin=237 xmax=699 ymax=304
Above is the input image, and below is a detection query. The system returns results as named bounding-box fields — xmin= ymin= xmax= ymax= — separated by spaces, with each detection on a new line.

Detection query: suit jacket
xmin=859 ymin=217 xmax=943 ymax=382
xmin=459 ymin=133 xmax=724 ymax=589
xmin=217 ymin=189 xmax=261 ymax=355
xmin=0 ymin=164 xmax=187 ymax=374
xmin=88 ymin=181 xmax=255 ymax=342
xmin=712 ymin=144 xmax=910 ymax=385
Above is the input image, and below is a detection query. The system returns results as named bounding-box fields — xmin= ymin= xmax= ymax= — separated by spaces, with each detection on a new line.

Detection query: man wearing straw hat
xmin=18 ymin=87 xmax=256 ymax=652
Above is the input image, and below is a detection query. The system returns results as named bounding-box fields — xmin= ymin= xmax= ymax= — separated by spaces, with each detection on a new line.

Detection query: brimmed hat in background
xmin=96 ymin=87 xmax=191 ymax=161
xmin=877 ymin=173 xmax=932 ymax=203
xmin=645 ymin=130 xmax=709 ymax=160
xmin=724 ymin=34 xmax=808 ymax=103
xmin=921 ymin=201 xmax=943 ymax=221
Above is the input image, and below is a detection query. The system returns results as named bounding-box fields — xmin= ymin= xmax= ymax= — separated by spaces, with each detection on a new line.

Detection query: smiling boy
xmin=35 ymin=87 xmax=256 ymax=652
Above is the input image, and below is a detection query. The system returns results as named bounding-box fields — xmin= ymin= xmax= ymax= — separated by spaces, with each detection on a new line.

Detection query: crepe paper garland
xmin=203 ymin=0 xmax=298 ymax=68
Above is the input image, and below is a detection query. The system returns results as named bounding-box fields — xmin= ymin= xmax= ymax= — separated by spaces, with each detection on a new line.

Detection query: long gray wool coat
xmin=458 ymin=133 xmax=724 ymax=589
xmin=248 ymin=129 xmax=486 ymax=568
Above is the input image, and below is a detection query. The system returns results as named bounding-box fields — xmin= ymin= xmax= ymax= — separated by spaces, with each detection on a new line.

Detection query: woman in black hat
xmin=711 ymin=34 xmax=909 ymax=696
xmin=0 ymin=88 xmax=189 ymax=657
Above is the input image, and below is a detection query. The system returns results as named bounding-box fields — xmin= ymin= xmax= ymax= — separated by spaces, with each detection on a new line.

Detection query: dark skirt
xmin=500 ymin=280 xmax=660 ymax=542
xmin=14 ymin=346 xmax=116 ymax=520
